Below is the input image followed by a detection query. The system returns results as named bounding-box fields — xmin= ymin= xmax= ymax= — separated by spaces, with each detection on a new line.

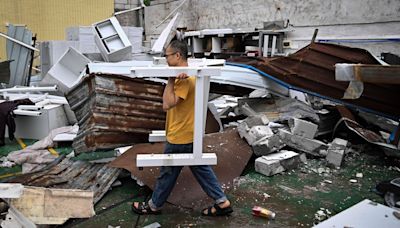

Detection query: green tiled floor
xmin=1 ymin=139 xmax=399 ymax=227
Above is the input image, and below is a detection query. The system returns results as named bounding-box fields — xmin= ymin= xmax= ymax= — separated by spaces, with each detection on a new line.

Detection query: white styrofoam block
xmin=41 ymin=47 xmax=91 ymax=94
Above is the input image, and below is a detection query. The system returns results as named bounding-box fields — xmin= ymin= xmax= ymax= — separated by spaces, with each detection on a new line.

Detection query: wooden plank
xmin=9 ymin=186 xmax=95 ymax=225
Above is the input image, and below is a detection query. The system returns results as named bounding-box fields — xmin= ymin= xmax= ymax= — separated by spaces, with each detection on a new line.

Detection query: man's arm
xmin=162 ymin=73 xmax=189 ymax=111
xmin=163 ymin=78 xmax=181 ymax=111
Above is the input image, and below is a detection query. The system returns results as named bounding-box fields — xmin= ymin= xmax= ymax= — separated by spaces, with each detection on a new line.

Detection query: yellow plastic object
xmin=16 ymin=138 xmax=27 ymax=149
xmin=48 ymin=147 xmax=59 ymax=157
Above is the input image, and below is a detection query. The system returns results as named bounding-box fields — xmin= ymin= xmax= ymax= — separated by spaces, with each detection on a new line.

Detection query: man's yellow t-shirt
xmin=166 ymin=76 xmax=195 ymax=144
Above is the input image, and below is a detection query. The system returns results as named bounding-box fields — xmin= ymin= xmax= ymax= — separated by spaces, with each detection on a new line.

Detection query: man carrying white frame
xmin=132 ymin=40 xmax=233 ymax=216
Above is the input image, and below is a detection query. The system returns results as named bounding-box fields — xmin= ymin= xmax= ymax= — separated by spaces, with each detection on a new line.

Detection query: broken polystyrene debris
xmin=323 ymin=180 xmax=333 ymax=184
xmin=349 ymin=179 xmax=358 ymax=183
xmin=356 ymin=173 xmax=363 ymax=178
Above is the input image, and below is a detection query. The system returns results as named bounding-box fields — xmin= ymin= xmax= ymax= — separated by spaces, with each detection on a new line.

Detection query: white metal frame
xmin=131 ymin=66 xmax=221 ymax=167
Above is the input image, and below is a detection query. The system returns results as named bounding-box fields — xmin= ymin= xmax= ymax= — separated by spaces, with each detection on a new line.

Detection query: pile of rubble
xmin=0 ymin=11 xmax=399 ymax=227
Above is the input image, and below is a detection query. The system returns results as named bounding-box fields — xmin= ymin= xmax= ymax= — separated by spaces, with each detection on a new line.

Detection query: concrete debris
xmin=252 ymin=134 xmax=286 ymax=156
xmin=237 ymin=122 xmax=251 ymax=142
xmin=314 ymin=208 xmax=332 ymax=223
xmin=255 ymin=150 xmax=301 ymax=176
xmin=244 ymin=114 xmax=269 ymax=128
xmin=238 ymin=97 xmax=320 ymax=124
xmin=267 ymin=121 xmax=285 ymax=129
xmin=350 ymin=179 xmax=358 ymax=183
xmin=356 ymin=173 xmax=363 ymax=178
xmin=278 ymin=129 xmax=328 ymax=157
xmin=240 ymin=102 xmax=258 ymax=116
xmin=326 ymin=138 xmax=348 ymax=168
xmin=299 ymin=153 xmax=307 ymax=163
xmin=209 ymin=95 xmax=239 ymax=115
xmin=248 ymin=125 xmax=273 ymax=143
xmin=288 ymin=117 xmax=318 ymax=139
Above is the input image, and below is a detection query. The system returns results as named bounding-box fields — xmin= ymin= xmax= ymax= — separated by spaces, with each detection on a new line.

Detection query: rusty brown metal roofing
xmin=228 ymin=42 xmax=400 ymax=119
xmin=66 ymin=73 xmax=166 ymax=154
xmin=6 ymin=157 xmax=121 ymax=204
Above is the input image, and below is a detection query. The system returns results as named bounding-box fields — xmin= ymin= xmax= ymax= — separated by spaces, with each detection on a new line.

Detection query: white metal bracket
xmin=131 ymin=66 xmax=221 ymax=167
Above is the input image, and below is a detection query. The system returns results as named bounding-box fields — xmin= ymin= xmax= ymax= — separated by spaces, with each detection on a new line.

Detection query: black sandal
xmin=201 ymin=203 xmax=233 ymax=216
xmin=131 ymin=201 xmax=161 ymax=215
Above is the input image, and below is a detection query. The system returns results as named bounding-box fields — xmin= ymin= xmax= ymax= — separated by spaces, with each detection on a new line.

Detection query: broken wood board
xmin=108 ymin=128 xmax=252 ymax=208
xmin=6 ymin=157 xmax=121 ymax=204
xmin=8 ymin=186 xmax=94 ymax=225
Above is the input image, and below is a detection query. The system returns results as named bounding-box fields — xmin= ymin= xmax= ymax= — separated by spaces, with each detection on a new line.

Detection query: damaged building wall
xmin=114 ymin=0 xmax=143 ymax=26
xmin=144 ymin=0 xmax=400 ymax=56
xmin=0 ymin=0 xmax=114 ymax=60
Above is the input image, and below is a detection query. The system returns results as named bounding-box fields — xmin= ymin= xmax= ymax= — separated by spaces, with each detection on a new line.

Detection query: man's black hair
xmin=167 ymin=40 xmax=188 ymax=60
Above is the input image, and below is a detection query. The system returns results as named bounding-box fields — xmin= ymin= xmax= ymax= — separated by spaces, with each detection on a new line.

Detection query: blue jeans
xmin=148 ymin=142 xmax=227 ymax=210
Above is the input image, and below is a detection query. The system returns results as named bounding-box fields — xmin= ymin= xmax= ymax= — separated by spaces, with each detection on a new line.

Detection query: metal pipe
xmin=114 ymin=6 xmax=144 ymax=16
xmin=0 ymin=32 xmax=40 ymax=52
xmin=13 ymin=109 xmax=42 ymax=116
xmin=0 ymin=85 xmax=57 ymax=93
xmin=17 ymin=105 xmax=43 ymax=111
xmin=155 ymin=0 xmax=187 ymax=28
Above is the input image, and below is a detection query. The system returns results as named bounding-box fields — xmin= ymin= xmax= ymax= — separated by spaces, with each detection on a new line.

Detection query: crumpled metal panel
xmin=109 ymin=128 xmax=253 ymax=208
xmin=66 ymin=73 xmax=165 ymax=154
xmin=6 ymin=157 xmax=121 ymax=204
xmin=6 ymin=24 xmax=32 ymax=87
xmin=229 ymin=42 xmax=400 ymax=119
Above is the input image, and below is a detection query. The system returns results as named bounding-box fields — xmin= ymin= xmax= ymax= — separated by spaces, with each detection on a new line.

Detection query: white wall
xmin=144 ymin=0 xmax=400 ymax=56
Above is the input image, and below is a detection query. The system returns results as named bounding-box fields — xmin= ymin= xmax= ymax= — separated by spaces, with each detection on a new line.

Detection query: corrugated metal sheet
xmin=66 ymin=73 xmax=166 ymax=154
xmin=229 ymin=42 xmax=400 ymax=119
xmin=6 ymin=24 xmax=32 ymax=86
xmin=6 ymin=157 xmax=121 ymax=204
